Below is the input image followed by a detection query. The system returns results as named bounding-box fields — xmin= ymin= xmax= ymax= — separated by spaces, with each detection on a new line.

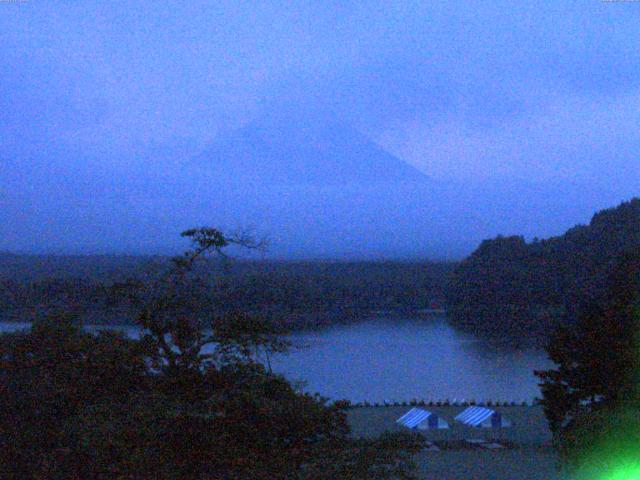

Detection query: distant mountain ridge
xmin=446 ymin=197 xmax=640 ymax=343
xmin=194 ymin=114 xmax=429 ymax=186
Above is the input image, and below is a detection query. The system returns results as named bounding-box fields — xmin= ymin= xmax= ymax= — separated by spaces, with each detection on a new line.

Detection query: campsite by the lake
xmin=0 ymin=317 xmax=563 ymax=479
xmin=348 ymin=405 xmax=560 ymax=480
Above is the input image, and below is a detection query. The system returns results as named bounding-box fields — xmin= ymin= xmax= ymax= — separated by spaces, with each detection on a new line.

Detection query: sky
xmin=1 ymin=0 xmax=639 ymax=257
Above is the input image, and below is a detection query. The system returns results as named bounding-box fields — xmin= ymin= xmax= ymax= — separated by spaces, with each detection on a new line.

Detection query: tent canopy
xmin=396 ymin=408 xmax=449 ymax=430
xmin=454 ymin=406 xmax=511 ymax=428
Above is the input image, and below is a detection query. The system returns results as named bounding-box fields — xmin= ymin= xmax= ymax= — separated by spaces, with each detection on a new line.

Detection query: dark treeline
xmin=447 ymin=197 xmax=640 ymax=343
xmin=0 ymin=256 xmax=454 ymax=329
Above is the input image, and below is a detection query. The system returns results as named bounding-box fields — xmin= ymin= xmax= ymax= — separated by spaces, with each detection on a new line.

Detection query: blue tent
xmin=454 ymin=406 xmax=511 ymax=428
xmin=396 ymin=408 xmax=449 ymax=430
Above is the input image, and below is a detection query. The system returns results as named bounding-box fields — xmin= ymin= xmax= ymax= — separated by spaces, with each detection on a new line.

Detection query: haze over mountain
xmin=1 ymin=1 xmax=638 ymax=258
xmin=193 ymin=112 xmax=429 ymax=186
xmin=1 ymin=109 xmax=634 ymax=259
xmin=153 ymin=111 xmax=479 ymax=259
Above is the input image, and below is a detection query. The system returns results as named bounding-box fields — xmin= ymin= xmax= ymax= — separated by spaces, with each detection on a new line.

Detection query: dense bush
xmin=0 ymin=229 xmax=424 ymax=479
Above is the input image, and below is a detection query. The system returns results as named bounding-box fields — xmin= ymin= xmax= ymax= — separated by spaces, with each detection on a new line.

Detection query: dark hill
xmin=446 ymin=198 xmax=640 ymax=343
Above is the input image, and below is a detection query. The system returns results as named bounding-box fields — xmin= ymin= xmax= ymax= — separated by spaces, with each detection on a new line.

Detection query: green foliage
xmin=447 ymin=198 xmax=640 ymax=342
xmin=297 ymin=431 xmax=424 ymax=480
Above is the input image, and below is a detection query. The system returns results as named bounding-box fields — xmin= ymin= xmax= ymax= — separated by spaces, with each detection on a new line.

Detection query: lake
xmin=0 ymin=317 xmax=552 ymax=403
xmin=272 ymin=317 xmax=552 ymax=403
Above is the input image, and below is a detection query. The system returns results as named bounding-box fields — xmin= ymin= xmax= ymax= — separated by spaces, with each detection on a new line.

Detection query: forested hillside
xmin=446 ymin=198 xmax=640 ymax=343
xmin=0 ymin=257 xmax=453 ymax=329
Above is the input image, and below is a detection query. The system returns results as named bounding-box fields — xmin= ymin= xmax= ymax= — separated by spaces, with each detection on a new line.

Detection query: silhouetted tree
xmin=0 ymin=228 xmax=424 ymax=479
xmin=535 ymin=248 xmax=640 ymax=471
xmin=0 ymin=313 xmax=148 ymax=479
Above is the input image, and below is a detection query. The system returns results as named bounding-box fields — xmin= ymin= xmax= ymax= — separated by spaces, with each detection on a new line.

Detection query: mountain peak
xmin=194 ymin=112 xmax=429 ymax=186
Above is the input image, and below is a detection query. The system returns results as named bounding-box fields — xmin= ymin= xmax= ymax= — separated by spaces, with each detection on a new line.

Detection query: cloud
xmin=1 ymin=0 xmax=639 ymax=255
xmin=2 ymin=0 xmax=639 ymax=156
xmin=375 ymin=86 xmax=640 ymax=185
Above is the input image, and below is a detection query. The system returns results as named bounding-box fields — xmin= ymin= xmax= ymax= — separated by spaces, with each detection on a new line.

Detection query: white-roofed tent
xmin=396 ymin=408 xmax=449 ymax=430
xmin=454 ymin=406 xmax=511 ymax=428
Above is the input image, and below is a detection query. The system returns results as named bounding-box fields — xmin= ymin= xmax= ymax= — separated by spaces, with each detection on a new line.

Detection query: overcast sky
xmin=1 ymin=1 xmax=639 ymax=256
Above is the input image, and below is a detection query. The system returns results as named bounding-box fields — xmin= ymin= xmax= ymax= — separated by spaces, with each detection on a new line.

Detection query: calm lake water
xmin=0 ymin=317 xmax=552 ymax=403
xmin=272 ymin=317 xmax=552 ymax=403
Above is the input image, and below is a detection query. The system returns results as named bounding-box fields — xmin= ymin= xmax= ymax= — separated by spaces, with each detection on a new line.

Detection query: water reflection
xmin=0 ymin=317 xmax=552 ymax=403
xmin=271 ymin=317 xmax=552 ymax=403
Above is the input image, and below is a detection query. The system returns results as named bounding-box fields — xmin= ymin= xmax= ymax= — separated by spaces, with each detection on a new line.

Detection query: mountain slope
xmin=446 ymin=197 xmax=640 ymax=343
xmin=193 ymin=114 xmax=429 ymax=186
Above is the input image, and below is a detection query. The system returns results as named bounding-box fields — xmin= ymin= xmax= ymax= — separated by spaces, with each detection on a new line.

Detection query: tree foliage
xmin=0 ymin=313 xmax=148 ymax=478
xmin=0 ymin=227 xmax=423 ymax=479
xmin=447 ymin=198 xmax=640 ymax=342
xmin=535 ymin=248 xmax=640 ymax=471
xmin=0 ymin=256 xmax=452 ymax=329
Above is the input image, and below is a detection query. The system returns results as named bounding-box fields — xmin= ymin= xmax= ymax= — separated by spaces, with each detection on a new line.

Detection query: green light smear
xmin=572 ymin=460 xmax=640 ymax=480
xmin=567 ymin=405 xmax=640 ymax=480
xmin=603 ymin=463 xmax=640 ymax=480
